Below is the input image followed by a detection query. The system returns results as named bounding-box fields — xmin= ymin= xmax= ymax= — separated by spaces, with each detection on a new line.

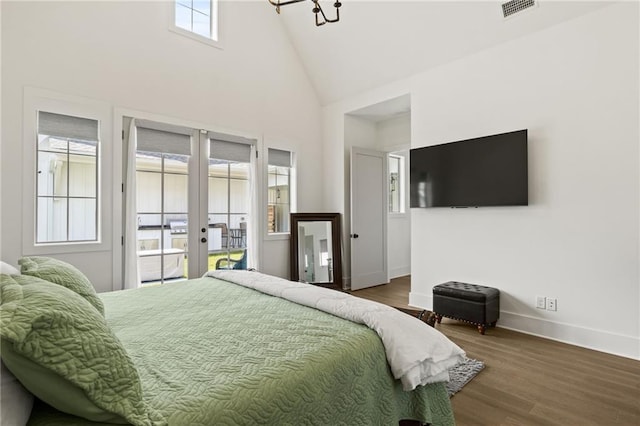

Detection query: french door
xmin=131 ymin=119 xmax=255 ymax=285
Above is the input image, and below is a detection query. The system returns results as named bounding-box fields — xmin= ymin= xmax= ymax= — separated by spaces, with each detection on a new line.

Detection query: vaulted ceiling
xmin=274 ymin=1 xmax=613 ymax=106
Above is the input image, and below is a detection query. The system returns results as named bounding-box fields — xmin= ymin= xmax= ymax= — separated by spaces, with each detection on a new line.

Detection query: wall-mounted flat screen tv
xmin=410 ymin=129 xmax=528 ymax=208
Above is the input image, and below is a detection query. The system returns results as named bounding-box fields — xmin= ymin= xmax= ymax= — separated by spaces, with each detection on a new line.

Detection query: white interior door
xmin=350 ymin=147 xmax=388 ymax=290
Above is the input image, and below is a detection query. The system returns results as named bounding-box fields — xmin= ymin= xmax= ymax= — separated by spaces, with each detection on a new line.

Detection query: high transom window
xmin=174 ymin=0 xmax=218 ymax=41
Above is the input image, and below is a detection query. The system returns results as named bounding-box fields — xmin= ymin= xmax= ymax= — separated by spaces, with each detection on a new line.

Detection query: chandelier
xmin=268 ymin=0 xmax=342 ymax=26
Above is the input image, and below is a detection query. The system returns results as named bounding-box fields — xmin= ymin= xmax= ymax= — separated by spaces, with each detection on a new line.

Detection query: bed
xmin=1 ymin=257 xmax=463 ymax=426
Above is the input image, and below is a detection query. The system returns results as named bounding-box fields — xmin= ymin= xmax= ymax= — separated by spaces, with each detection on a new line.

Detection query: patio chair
xmin=215 ymin=249 xmax=247 ymax=270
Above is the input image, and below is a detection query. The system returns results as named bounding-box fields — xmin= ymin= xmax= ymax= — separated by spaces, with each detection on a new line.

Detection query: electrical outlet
xmin=536 ymin=296 xmax=546 ymax=309
xmin=546 ymin=298 xmax=557 ymax=311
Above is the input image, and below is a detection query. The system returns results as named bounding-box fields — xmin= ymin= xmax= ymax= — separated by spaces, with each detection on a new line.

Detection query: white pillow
xmin=1 ymin=360 xmax=33 ymax=426
xmin=0 ymin=261 xmax=20 ymax=275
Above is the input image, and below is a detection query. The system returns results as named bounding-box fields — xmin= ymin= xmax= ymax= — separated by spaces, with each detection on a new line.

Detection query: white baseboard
xmin=389 ymin=266 xmax=411 ymax=279
xmin=408 ymin=291 xmax=639 ymax=360
xmin=409 ymin=291 xmax=433 ymax=310
xmin=342 ymin=276 xmax=351 ymax=291
xmin=499 ymin=311 xmax=639 ymax=360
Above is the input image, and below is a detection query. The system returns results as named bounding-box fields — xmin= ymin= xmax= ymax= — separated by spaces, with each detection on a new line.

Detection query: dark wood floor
xmin=351 ymin=277 xmax=640 ymax=426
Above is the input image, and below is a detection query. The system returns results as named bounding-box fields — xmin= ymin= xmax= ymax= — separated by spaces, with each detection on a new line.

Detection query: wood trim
xmin=290 ymin=213 xmax=342 ymax=288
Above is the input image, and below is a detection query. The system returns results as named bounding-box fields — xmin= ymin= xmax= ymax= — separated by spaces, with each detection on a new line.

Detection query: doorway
xmin=125 ymin=118 xmax=256 ymax=286
xmin=345 ymin=94 xmax=412 ymax=290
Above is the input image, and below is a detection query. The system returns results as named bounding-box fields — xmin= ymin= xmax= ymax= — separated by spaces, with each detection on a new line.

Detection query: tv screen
xmin=410 ymin=129 xmax=528 ymax=208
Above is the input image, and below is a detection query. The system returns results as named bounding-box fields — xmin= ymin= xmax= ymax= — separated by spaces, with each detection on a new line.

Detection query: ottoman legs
xmin=433 ymin=314 xmax=497 ymax=334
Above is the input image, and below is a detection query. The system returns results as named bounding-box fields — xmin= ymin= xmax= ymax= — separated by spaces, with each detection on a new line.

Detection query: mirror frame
xmin=290 ymin=213 xmax=342 ymax=289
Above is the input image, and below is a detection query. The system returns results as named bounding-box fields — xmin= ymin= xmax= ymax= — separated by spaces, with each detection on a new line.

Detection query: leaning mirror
xmin=290 ymin=213 xmax=342 ymax=289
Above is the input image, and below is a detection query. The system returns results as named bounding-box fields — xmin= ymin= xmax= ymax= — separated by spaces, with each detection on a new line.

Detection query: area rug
xmin=446 ymin=356 xmax=485 ymax=397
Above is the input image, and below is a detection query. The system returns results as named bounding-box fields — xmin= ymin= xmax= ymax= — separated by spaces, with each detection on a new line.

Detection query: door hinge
xmin=121 ymin=236 xmax=124 ymax=245
xmin=121 ymin=183 xmax=124 ymax=193
xmin=122 ymin=130 xmax=125 ymax=140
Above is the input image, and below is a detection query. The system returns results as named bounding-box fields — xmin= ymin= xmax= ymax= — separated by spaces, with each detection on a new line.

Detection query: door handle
xmin=351 ymin=234 xmax=359 ymax=239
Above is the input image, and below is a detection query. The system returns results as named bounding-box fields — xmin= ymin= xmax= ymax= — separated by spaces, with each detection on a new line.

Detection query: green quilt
xmin=28 ymin=277 xmax=454 ymax=426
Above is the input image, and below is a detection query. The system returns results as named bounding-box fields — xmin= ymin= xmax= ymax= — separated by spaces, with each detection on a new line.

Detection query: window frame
xmin=263 ymin=145 xmax=296 ymax=241
xmin=22 ymin=87 xmax=112 ymax=255
xmin=388 ymin=152 xmax=408 ymax=218
xmin=169 ymin=0 xmax=223 ymax=50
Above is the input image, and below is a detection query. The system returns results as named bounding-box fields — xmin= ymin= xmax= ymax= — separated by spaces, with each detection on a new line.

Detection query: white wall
xmin=1 ymin=1 xmax=323 ymax=291
xmin=376 ymin=114 xmax=411 ymax=150
xmin=323 ymin=3 xmax=640 ymax=359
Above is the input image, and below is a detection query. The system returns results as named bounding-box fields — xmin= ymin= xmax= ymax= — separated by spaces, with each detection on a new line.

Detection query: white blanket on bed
xmin=205 ymin=270 xmax=465 ymax=391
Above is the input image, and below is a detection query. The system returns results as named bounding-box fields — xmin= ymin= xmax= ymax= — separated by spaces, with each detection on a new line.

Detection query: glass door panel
xmin=136 ymin=152 xmax=190 ymax=284
xmin=208 ymin=160 xmax=250 ymax=269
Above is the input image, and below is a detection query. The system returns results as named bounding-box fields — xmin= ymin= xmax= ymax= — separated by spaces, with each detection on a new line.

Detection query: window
xmin=23 ymin=88 xmax=111 ymax=256
xmin=267 ymin=148 xmax=293 ymax=234
xmin=36 ymin=112 xmax=99 ymax=243
xmin=389 ymin=154 xmax=405 ymax=214
xmin=174 ymin=0 xmax=218 ymax=41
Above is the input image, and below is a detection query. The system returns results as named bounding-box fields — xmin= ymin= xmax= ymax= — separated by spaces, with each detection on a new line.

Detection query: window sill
xmin=24 ymin=240 xmax=110 ymax=256
xmin=264 ymin=232 xmax=290 ymax=241
xmin=389 ymin=212 xmax=409 ymax=219
xmin=169 ymin=26 xmax=223 ymax=50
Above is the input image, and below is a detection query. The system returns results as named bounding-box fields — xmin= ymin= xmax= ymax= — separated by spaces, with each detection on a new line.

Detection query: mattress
xmin=27 ymin=276 xmax=455 ymax=425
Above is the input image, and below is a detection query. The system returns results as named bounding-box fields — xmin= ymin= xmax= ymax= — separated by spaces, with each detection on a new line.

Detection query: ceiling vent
xmin=501 ymin=0 xmax=537 ymax=19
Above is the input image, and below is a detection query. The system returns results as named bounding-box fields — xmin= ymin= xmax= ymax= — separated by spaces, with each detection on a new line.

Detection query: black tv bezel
xmin=409 ymin=129 xmax=528 ymax=208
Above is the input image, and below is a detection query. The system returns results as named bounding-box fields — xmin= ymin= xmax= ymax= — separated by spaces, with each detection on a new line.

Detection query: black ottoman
xmin=432 ymin=281 xmax=500 ymax=334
